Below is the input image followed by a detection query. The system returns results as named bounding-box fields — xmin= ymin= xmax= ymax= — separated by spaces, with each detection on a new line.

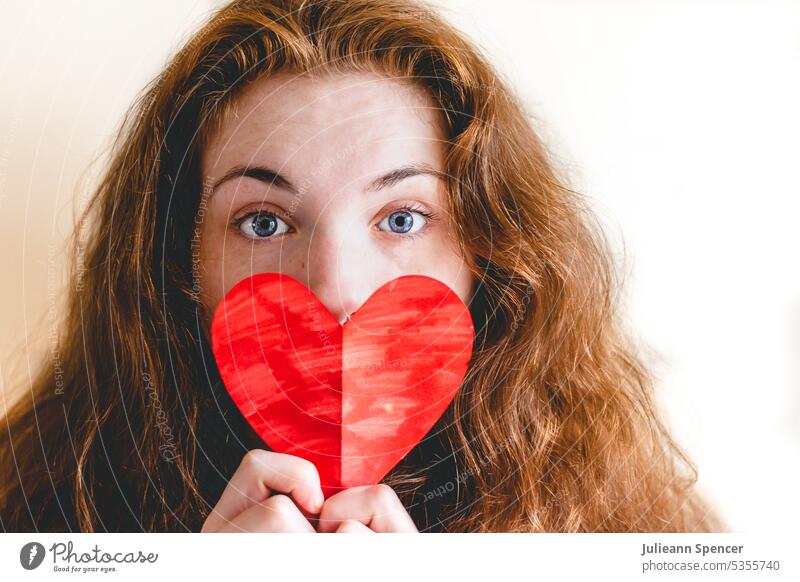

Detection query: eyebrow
xmin=211 ymin=166 xmax=298 ymax=195
xmin=210 ymin=162 xmax=446 ymax=196
xmin=366 ymin=163 xmax=446 ymax=192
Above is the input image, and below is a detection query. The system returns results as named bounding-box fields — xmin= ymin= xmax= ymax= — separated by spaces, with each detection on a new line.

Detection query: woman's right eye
xmin=236 ymin=211 xmax=291 ymax=240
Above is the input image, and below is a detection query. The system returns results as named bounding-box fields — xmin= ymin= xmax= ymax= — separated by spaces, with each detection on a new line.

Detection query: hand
xmin=201 ymin=449 xmax=324 ymax=532
xmin=317 ymin=484 xmax=418 ymax=533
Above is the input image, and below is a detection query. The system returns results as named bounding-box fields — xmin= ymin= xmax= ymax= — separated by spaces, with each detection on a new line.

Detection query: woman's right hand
xmin=200 ymin=449 xmax=324 ymax=532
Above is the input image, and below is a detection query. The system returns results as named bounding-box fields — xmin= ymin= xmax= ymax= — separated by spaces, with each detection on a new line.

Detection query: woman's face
xmin=198 ymin=72 xmax=474 ymax=325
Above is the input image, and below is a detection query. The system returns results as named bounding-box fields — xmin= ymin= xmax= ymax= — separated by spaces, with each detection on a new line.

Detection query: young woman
xmin=0 ymin=0 xmax=722 ymax=532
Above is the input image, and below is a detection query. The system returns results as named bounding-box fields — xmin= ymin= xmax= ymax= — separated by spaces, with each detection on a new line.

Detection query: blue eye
xmin=378 ymin=209 xmax=427 ymax=235
xmin=237 ymin=211 xmax=291 ymax=239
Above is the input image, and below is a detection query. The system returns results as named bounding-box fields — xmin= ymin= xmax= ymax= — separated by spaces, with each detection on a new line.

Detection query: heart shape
xmin=210 ymin=273 xmax=474 ymax=497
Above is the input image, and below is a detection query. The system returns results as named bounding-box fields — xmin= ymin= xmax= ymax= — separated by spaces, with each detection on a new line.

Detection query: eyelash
xmin=231 ymin=203 xmax=439 ymax=241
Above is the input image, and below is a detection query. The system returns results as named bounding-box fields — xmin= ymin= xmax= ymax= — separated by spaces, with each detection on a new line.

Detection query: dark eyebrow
xmin=365 ymin=163 xmax=447 ymax=192
xmin=211 ymin=166 xmax=298 ymax=195
xmin=210 ymin=162 xmax=445 ymax=196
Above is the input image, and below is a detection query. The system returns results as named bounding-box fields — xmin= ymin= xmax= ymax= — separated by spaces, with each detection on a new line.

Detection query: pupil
xmin=390 ymin=211 xmax=413 ymax=233
xmin=252 ymin=214 xmax=277 ymax=237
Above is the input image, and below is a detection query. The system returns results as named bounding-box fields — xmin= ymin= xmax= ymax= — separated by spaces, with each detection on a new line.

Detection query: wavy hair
xmin=0 ymin=0 xmax=722 ymax=532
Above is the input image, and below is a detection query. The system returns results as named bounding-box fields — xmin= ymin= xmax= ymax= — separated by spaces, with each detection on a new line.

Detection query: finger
xmin=202 ymin=450 xmax=323 ymax=532
xmin=335 ymin=519 xmax=375 ymax=533
xmin=215 ymin=494 xmax=315 ymax=533
xmin=317 ymin=484 xmax=418 ymax=533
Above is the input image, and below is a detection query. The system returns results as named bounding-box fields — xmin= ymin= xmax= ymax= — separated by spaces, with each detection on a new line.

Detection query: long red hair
xmin=0 ymin=0 xmax=722 ymax=532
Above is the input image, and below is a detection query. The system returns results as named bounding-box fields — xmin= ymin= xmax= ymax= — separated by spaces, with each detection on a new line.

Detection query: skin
xmin=197 ymin=71 xmax=474 ymax=532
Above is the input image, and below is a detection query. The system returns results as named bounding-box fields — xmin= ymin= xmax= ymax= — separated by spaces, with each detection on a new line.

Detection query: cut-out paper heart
xmin=211 ymin=273 xmax=474 ymax=498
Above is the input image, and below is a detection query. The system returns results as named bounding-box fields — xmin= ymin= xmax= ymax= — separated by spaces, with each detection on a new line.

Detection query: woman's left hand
xmin=316 ymin=484 xmax=418 ymax=533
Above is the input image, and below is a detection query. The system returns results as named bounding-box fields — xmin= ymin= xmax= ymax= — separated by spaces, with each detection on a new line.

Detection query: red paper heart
xmin=210 ymin=273 xmax=474 ymax=497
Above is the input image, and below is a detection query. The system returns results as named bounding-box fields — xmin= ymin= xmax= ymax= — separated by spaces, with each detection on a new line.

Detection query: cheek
xmin=196 ymin=215 xmax=275 ymax=314
xmin=385 ymin=234 xmax=474 ymax=305
xmin=198 ymin=229 xmax=309 ymax=315
xmin=435 ymin=254 xmax=475 ymax=306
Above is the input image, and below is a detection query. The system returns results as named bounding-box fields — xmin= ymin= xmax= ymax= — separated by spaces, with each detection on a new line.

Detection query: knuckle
xmin=264 ymin=493 xmax=295 ymax=517
xmin=294 ymin=459 xmax=320 ymax=486
xmin=256 ymin=495 xmax=297 ymax=531
xmin=241 ymin=449 xmax=269 ymax=470
xmin=368 ymin=484 xmax=398 ymax=509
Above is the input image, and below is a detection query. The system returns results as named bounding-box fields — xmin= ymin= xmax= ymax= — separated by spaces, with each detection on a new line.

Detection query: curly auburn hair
xmin=0 ymin=0 xmax=722 ymax=532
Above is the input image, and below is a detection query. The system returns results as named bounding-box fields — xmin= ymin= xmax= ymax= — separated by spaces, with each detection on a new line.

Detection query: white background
xmin=0 ymin=0 xmax=798 ymax=533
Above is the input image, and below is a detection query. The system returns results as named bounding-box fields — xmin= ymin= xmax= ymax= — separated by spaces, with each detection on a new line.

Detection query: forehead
xmin=202 ymin=71 xmax=447 ymax=180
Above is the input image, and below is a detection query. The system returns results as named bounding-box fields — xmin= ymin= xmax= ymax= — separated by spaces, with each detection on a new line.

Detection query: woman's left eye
xmin=377 ymin=209 xmax=428 ymax=235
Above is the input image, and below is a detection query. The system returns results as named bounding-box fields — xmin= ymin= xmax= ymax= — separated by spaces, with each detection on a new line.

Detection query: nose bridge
xmin=306 ymin=223 xmax=370 ymax=324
